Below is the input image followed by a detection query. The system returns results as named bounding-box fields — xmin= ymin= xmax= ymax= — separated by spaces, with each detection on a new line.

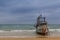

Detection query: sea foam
xmin=0 ymin=29 xmax=59 ymax=32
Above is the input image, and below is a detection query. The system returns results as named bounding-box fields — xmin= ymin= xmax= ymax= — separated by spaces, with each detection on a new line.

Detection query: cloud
xmin=0 ymin=0 xmax=60 ymax=24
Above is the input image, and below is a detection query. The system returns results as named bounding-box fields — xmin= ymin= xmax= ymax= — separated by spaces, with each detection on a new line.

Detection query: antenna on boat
xmin=40 ymin=11 xmax=43 ymax=17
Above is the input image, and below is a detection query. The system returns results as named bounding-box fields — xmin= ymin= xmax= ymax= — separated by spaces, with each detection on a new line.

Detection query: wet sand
xmin=0 ymin=37 xmax=60 ymax=40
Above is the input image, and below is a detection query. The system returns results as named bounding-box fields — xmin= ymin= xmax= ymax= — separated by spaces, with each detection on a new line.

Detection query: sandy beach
xmin=0 ymin=29 xmax=59 ymax=40
xmin=0 ymin=37 xmax=60 ymax=40
xmin=0 ymin=30 xmax=59 ymax=40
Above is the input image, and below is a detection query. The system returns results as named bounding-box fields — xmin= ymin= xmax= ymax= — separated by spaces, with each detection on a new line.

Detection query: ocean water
xmin=0 ymin=24 xmax=60 ymax=30
xmin=0 ymin=24 xmax=60 ymax=37
xmin=0 ymin=24 xmax=35 ymax=30
xmin=0 ymin=24 xmax=60 ymax=32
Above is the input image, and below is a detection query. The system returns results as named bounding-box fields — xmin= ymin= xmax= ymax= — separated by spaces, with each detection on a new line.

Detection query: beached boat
xmin=34 ymin=15 xmax=48 ymax=35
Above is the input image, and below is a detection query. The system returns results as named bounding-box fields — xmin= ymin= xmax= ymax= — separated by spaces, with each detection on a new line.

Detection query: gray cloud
xmin=0 ymin=0 xmax=60 ymax=24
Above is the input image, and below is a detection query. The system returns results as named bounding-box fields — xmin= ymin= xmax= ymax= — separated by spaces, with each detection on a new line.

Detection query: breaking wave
xmin=0 ymin=29 xmax=60 ymax=32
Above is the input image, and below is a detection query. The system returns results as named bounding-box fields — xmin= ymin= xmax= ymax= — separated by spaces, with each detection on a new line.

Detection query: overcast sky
xmin=0 ymin=0 xmax=60 ymax=24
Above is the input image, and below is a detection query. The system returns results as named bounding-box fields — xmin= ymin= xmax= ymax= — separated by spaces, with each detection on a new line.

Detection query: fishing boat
xmin=34 ymin=15 xmax=49 ymax=35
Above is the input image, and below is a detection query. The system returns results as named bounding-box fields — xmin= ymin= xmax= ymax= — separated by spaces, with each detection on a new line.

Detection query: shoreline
xmin=0 ymin=35 xmax=60 ymax=38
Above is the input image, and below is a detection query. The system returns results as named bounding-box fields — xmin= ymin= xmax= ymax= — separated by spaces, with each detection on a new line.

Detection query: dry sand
xmin=0 ymin=37 xmax=60 ymax=40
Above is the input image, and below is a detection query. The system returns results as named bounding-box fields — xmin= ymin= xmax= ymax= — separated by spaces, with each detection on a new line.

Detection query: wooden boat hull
xmin=36 ymin=25 xmax=48 ymax=35
xmin=36 ymin=32 xmax=48 ymax=35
